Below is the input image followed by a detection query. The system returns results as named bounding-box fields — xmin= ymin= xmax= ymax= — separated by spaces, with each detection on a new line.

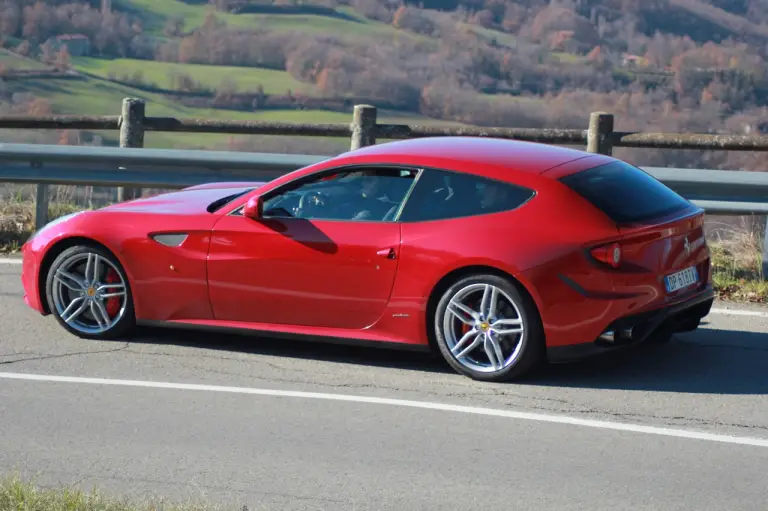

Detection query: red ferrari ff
xmin=21 ymin=137 xmax=714 ymax=382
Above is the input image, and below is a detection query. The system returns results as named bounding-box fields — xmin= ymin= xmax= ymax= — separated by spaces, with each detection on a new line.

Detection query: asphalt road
xmin=1 ymin=258 xmax=768 ymax=510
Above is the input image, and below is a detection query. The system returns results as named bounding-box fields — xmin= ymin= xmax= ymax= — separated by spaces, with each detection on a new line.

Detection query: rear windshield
xmin=559 ymin=161 xmax=691 ymax=224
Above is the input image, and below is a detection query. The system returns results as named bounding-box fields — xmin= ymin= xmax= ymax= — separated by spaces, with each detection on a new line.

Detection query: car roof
xmin=335 ymin=137 xmax=598 ymax=175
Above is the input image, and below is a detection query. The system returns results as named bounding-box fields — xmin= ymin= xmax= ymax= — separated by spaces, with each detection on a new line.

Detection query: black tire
xmin=45 ymin=244 xmax=136 ymax=340
xmin=432 ymin=273 xmax=545 ymax=382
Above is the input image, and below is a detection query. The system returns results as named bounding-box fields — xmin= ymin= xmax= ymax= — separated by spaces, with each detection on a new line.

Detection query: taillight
xmin=590 ymin=242 xmax=622 ymax=268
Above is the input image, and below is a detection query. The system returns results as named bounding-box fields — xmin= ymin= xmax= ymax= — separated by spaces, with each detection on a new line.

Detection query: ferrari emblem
xmin=684 ymin=237 xmax=690 ymax=255
xmin=86 ymin=287 xmax=96 ymax=297
xmin=480 ymin=322 xmax=490 ymax=332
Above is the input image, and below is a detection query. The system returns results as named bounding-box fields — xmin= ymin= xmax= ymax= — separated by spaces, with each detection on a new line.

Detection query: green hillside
xmin=0 ymin=0 xmax=578 ymax=154
xmin=0 ymin=0 xmax=479 ymax=153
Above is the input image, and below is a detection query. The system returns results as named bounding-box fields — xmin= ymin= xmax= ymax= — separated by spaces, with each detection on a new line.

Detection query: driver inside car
xmin=348 ymin=172 xmax=394 ymax=220
xmin=288 ymin=170 xmax=397 ymax=221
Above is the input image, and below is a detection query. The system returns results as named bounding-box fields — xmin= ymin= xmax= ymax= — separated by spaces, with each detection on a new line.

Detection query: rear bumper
xmin=547 ymin=285 xmax=714 ymax=362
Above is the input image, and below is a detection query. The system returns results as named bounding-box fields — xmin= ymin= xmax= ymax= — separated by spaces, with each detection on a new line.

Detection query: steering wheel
xmin=297 ymin=191 xmax=327 ymax=217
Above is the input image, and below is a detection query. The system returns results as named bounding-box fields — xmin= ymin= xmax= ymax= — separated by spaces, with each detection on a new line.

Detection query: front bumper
xmin=547 ymin=285 xmax=714 ymax=362
xmin=21 ymin=240 xmax=46 ymax=314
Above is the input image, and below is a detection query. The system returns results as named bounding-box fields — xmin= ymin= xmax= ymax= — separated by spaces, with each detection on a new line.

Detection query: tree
xmin=213 ymin=78 xmax=238 ymax=107
xmin=163 ymin=16 xmax=185 ymax=37
xmin=40 ymin=41 xmax=55 ymax=64
xmin=392 ymin=5 xmax=408 ymax=28
xmin=54 ymin=46 xmax=71 ymax=70
xmin=15 ymin=40 xmax=30 ymax=57
xmin=26 ymin=98 xmax=53 ymax=116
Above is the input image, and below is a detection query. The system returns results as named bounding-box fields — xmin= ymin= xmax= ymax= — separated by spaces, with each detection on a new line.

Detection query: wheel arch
xmin=37 ymin=236 xmax=124 ymax=314
xmin=424 ymin=264 xmax=545 ymax=351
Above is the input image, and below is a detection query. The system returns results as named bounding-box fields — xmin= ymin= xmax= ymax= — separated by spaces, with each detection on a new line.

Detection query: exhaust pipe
xmin=598 ymin=326 xmax=634 ymax=344
xmin=598 ymin=330 xmax=615 ymax=343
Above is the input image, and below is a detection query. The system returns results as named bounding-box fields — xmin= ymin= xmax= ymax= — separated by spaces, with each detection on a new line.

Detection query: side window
xmin=261 ymin=167 xmax=419 ymax=222
xmin=399 ymin=168 xmax=535 ymax=222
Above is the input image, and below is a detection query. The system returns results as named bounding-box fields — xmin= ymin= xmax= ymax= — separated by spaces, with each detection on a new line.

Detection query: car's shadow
xmin=125 ymin=325 xmax=452 ymax=374
xmin=117 ymin=320 xmax=768 ymax=395
xmin=535 ymin=325 xmax=768 ymax=395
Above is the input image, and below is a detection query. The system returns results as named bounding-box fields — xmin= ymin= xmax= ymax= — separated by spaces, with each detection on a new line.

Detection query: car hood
xmin=100 ymin=183 xmax=264 ymax=215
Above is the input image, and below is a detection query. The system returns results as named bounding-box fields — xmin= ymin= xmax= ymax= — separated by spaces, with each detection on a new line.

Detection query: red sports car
xmin=20 ymin=137 xmax=714 ymax=382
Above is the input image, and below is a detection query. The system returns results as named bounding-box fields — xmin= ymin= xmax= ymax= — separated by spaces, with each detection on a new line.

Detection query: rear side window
xmin=559 ymin=161 xmax=690 ymax=224
xmin=399 ymin=168 xmax=535 ymax=222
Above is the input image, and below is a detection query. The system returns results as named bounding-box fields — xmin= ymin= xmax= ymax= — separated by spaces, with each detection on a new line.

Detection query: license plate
xmin=664 ymin=266 xmax=698 ymax=293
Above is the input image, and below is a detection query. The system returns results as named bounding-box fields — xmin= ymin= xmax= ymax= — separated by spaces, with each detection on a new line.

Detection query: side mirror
xmin=243 ymin=196 xmax=263 ymax=219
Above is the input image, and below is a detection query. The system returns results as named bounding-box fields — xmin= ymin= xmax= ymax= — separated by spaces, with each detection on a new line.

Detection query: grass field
xmin=0 ymin=50 xmax=49 ymax=70
xmin=115 ymin=0 xmax=415 ymax=42
xmin=73 ymin=57 xmax=315 ymax=95
xmin=6 ymin=75 xmax=341 ymax=121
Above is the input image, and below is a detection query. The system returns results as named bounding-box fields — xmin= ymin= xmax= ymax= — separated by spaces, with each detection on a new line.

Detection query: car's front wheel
xmin=45 ymin=244 xmax=135 ymax=340
xmin=433 ymin=273 xmax=545 ymax=382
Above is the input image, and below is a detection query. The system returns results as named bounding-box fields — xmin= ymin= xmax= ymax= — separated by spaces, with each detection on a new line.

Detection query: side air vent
xmin=151 ymin=233 xmax=188 ymax=247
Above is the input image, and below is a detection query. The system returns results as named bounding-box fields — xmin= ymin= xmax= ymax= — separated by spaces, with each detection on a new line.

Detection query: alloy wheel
xmin=50 ymin=251 xmax=128 ymax=335
xmin=441 ymin=282 xmax=525 ymax=373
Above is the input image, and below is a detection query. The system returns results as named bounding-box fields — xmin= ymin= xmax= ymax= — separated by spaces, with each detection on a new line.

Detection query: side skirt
xmin=136 ymin=319 xmax=433 ymax=353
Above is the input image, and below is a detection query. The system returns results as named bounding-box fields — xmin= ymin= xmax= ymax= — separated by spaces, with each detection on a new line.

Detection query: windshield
xmin=207 ymin=189 xmax=253 ymax=213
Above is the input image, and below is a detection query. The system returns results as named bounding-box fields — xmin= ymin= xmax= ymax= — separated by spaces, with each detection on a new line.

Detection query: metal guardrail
xmin=643 ymin=167 xmax=768 ymax=215
xmin=1 ymin=142 xmax=767 ymax=216
xmin=0 ymin=143 xmax=326 ymax=187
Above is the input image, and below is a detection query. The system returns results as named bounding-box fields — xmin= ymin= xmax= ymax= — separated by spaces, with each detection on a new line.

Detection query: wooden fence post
xmin=117 ymin=97 xmax=145 ymax=202
xmin=587 ymin=112 xmax=614 ymax=155
xmin=351 ymin=104 xmax=377 ymax=150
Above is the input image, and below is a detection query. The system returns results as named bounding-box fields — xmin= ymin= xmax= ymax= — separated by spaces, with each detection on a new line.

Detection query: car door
xmin=206 ymin=166 xmax=419 ymax=330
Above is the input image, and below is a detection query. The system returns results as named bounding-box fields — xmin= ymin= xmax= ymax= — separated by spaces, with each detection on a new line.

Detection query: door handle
xmin=376 ymin=248 xmax=396 ymax=260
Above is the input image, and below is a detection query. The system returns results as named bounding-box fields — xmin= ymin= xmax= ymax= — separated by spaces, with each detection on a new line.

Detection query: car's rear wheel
xmin=433 ymin=273 xmax=544 ymax=382
xmin=45 ymin=244 xmax=135 ymax=340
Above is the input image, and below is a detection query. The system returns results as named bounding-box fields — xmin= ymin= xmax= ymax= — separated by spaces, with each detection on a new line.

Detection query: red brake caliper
xmin=104 ymin=268 xmax=120 ymax=317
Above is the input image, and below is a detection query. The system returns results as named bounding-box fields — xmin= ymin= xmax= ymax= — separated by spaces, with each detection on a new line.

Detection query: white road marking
xmin=709 ymin=308 xmax=768 ymax=318
xmin=1 ymin=371 xmax=767 ymax=448
xmin=0 ymin=258 xmax=21 ymax=265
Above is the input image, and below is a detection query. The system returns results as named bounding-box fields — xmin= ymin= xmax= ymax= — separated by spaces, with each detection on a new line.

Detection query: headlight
xmin=27 ymin=211 xmax=83 ymax=241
